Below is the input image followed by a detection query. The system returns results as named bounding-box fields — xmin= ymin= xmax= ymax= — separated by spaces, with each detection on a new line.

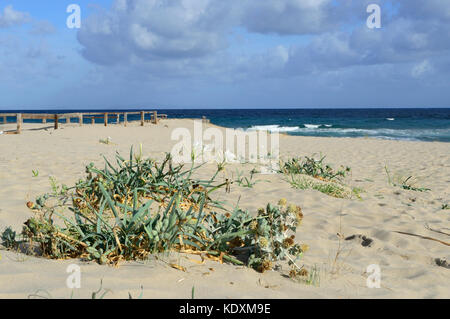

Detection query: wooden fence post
xmin=152 ymin=111 xmax=158 ymax=124
xmin=3 ymin=116 xmax=7 ymax=124
xmin=91 ymin=117 xmax=95 ymax=125
xmin=104 ymin=113 xmax=108 ymax=127
xmin=140 ymin=111 xmax=145 ymax=126
xmin=17 ymin=113 xmax=22 ymax=134
xmin=79 ymin=113 xmax=83 ymax=126
xmin=54 ymin=114 xmax=59 ymax=130
xmin=124 ymin=113 xmax=128 ymax=127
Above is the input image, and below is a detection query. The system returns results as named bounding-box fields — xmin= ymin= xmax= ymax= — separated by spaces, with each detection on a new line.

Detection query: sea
xmin=1 ymin=108 xmax=449 ymax=142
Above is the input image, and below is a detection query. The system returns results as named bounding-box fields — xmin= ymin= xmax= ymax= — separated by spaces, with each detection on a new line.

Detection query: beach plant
xmin=1 ymin=227 xmax=17 ymax=248
xmin=38 ymin=147 xmax=229 ymax=217
xmin=287 ymin=175 xmax=352 ymax=199
xmin=280 ymin=154 xmax=351 ymax=182
xmin=398 ymin=177 xmax=431 ymax=192
xmin=442 ymin=204 xmax=449 ymax=210
xmin=8 ymin=195 xmax=305 ymax=271
xmin=234 ymin=169 xmax=258 ymax=188
xmin=290 ymin=264 xmax=321 ymax=287
xmin=99 ymin=137 xmax=113 ymax=145
xmin=385 ymin=166 xmax=430 ymax=192
xmin=49 ymin=176 xmax=58 ymax=193
xmin=27 ymin=280 xmax=137 ymax=299
xmin=48 ymin=176 xmax=68 ymax=196
xmin=243 ymin=201 xmax=305 ymax=273
xmin=280 ymin=155 xmax=357 ymax=199
xmin=128 ymin=286 xmax=144 ymax=299
xmin=351 ymin=187 xmax=365 ymax=200
xmin=91 ymin=279 xmax=112 ymax=299
xmin=2 ymin=147 xmax=306 ymax=274
xmin=32 ymin=169 xmax=39 ymax=178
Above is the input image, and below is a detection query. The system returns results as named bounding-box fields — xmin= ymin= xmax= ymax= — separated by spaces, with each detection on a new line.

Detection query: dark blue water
xmin=2 ymin=108 xmax=450 ymax=142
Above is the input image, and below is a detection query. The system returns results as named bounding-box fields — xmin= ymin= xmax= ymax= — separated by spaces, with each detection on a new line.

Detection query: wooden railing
xmin=0 ymin=111 xmax=168 ymax=134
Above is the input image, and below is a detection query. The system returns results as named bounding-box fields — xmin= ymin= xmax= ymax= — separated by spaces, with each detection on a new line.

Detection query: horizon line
xmin=0 ymin=106 xmax=449 ymax=111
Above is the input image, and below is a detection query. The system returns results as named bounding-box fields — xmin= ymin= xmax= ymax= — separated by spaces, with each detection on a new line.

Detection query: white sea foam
xmin=247 ymin=125 xmax=449 ymax=142
xmin=304 ymin=124 xmax=320 ymax=129
xmin=386 ymin=118 xmax=395 ymax=121
xmin=248 ymin=125 xmax=300 ymax=132
xmin=295 ymin=127 xmax=450 ymax=140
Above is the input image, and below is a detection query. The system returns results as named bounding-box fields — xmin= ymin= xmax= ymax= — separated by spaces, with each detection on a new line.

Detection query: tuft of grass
xmin=32 ymin=170 xmax=39 ymax=178
xmin=290 ymin=264 xmax=321 ymax=287
xmin=280 ymin=154 xmax=351 ymax=182
xmin=1 ymin=227 xmax=16 ymax=248
xmin=442 ymin=204 xmax=449 ymax=210
xmin=385 ymin=165 xmax=430 ymax=192
xmin=288 ymin=175 xmax=351 ymax=199
xmin=234 ymin=169 xmax=258 ymax=188
xmin=91 ymin=279 xmax=111 ymax=299
xmin=351 ymin=187 xmax=365 ymax=200
xmin=128 ymin=286 xmax=144 ymax=299
xmin=27 ymin=280 xmax=138 ymax=299
xmin=99 ymin=137 xmax=114 ymax=145
xmin=48 ymin=176 xmax=68 ymax=196
xmin=281 ymin=154 xmax=358 ymax=199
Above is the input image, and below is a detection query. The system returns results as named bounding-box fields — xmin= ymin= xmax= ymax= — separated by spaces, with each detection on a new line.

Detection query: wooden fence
xmin=0 ymin=111 xmax=168 ymax=134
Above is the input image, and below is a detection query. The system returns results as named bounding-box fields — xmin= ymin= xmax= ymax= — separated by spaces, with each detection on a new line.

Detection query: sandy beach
xmin=0 ymin=119 xmax=449 ymax=299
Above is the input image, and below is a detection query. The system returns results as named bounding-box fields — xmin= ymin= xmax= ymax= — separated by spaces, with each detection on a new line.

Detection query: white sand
xmin=0 ymin=119 xmax=449 ymax=299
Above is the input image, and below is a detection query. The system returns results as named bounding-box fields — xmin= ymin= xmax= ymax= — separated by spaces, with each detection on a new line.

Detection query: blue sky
xmin=0 ymin=0 xmax=449 ymax=109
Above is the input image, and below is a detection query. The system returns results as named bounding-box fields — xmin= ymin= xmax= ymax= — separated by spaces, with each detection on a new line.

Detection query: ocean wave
xmin=304 ymin=124 xmax=321 ymax=129
xmin=386 ymin=118 xmax=395 ymax=121
xmin=304 ymin=124 xmax=335 ymax=129
xmin=292 ymin=127 xmax=450 ymax=140
xmin=250 ymin=124 xmax=336 ymax=131
xmin=248 ymin=125 xmax=449 ymax=141
xmin=246 ymin=124 xmax=449 ymax=141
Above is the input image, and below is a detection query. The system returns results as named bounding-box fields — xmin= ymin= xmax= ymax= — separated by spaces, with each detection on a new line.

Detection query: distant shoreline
xmin=1 ymin=108 xmax=449 ymax=142
xmin=0 ymin=120 xmax=449 ymax=145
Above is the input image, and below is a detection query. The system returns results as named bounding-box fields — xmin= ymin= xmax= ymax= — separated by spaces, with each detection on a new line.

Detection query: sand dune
xmin=0 ymin=119 xmax=448 ymax=298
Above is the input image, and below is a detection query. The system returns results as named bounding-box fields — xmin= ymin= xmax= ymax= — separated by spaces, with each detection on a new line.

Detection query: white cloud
xmin=75 ymin=0 xmax=450 ymax=78
xmin=240 ymin=0 xmax=335 ymax=35
xmin=411 ymin=60 xmax=433 ymax=78
xmin=78 ymin=0 xmax=232 ymax=65
xmin=0 ymin=5 xmax=30 ymax=28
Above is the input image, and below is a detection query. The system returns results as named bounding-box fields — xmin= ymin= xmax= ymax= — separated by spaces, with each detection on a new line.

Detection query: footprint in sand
xmin=345 ymin=234 xmax=374 ymax=247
